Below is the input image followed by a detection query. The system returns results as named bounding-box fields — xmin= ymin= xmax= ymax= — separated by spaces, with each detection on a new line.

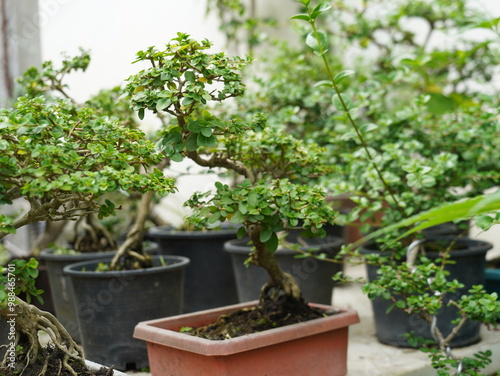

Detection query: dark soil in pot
xmin=185 ymin=294 xmax=338 ymax=340
xmin=0 ymin=347 xmax=115 ymax=376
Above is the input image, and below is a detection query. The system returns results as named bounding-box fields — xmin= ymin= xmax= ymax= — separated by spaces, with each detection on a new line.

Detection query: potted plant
xmin=14 ymin=53 xmax=192 ymax=372
xmin=288 ymin=1 xmax=500 ymax=374
xmin=0 ymin=79 xmax=174 ymax=373
xmin=126 ymin=32 xmax=359 ymax=375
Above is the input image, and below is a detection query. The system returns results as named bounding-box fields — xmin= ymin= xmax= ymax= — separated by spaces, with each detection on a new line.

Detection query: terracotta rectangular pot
xmin=134 ymin=301 xmax=359 ymax=376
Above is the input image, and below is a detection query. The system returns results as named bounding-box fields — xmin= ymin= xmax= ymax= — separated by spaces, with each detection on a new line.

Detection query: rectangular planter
xmin=134 ymin=301 xmax=359 ymax=376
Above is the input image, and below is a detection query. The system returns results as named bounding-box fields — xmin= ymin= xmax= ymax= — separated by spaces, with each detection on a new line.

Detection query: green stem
xmin=309 ymin=18 xmax=407 ymax=220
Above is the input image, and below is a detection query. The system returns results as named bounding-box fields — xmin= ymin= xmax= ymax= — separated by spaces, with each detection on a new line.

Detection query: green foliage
xmin=126 ymin=32 xmax=337 ymax=288
xmin=17 ymin=48 xmax=91 ymax=99
xmin=293 ymin=1 xmax=500 ymax=373
xmin=0 ymin=91 xmax=175 ymax=236
xmin=0 ymin=258 xmax=44 ymax=309
xmin=125 ymin=32 xmax=250 ymax=123
xmin=227 ymin=0 xmax=495 ymax=241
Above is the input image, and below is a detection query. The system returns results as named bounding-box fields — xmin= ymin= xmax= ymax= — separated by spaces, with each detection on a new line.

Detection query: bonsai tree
xmin=0 ymin=89 xmax=175 ymax=373
xmin=123 ymin=32 xmax=338 ymax=313
xmin=12 ymin=50 xmax=155 ymax=254
xmin=292 ymin=1 xmax=500 ymax=374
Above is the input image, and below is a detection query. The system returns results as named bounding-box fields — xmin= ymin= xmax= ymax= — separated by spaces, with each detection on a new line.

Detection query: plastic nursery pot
xmin=41 ymin=243 xmax=158 ymax=342
xmin=224 ymin=234 xmax=344 ymax=304
xmin=41 ymin=248 xmax=117 ymax=342
xmin=147 ymin=226 xmax=239 ymax=312
xmin=362 ymin=236 xmax=492 ymax=348
xmin=63 ymin=255 xmax=189 ymax=371
xmin=134 ymin=301 xmax=360 ymax=376
xmin=485 ymin=267 xmax=500 ymax=295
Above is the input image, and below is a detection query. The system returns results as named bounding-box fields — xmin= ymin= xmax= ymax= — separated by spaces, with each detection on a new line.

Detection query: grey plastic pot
xmin=41 ymin=243 xmax=158 ymax=342
xmin=147 ymin=226 xmax=239 ymax=312
xmin=64 ymin=255 xmax=189 ymax=371
xmin=224 ymin=234 xmax=344 ymax=304
xmin=41 ymin=249 xmax=117 ymax=342
xmin=362 ymin=236 xmax=492 ymax=348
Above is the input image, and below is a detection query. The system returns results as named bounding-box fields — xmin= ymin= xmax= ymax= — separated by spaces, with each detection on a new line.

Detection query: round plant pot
xmin=147 ymin=226 xmax=239 ymax=312
xmin=41 ymin=243 xmax=158 ymax=343
xmin=485 ymin=267 xmax=500 ymax=295
xmin=224 ymin=234 xmax=344 ymax=304
xmin=41 ymin=249 xmax=117 ymax=342
xmin=64 ymin=255 xmax=189 ymax=371
xmin=362 ymin=237 xmax=492 ymax=348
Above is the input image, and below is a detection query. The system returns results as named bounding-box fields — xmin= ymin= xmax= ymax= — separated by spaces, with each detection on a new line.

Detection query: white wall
xmin=38 ymin=0 xmax=225 ymax=102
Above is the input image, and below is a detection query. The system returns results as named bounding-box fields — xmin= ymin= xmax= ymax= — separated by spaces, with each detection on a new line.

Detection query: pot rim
xmin=147 ymin=225 xmax=240 ymax=239
xmin=224 ymin=236 xmax=343 ymax=255
xmin=40 ymin=242 xmax=159 ymax=261
xmin=361 ymin=236 xmax=493 ymax=259
xmin=63 ymin=255 xmax=190 ymax=278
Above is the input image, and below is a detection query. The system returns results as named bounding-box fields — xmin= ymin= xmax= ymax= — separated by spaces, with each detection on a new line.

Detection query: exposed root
xmin=1 ymin=300 xmax=85 ymax=375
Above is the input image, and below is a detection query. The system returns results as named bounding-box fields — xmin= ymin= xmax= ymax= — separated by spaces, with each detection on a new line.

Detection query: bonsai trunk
xmin=1 ymin=300 xmax=85 ymax=376
xmin=110 ymin=191 xmax=154 ymax=270
xmin=246 ymin=223 xmax=303 ymax=302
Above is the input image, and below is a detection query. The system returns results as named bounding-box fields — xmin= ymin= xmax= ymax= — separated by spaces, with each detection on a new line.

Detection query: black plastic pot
xmin=41 ymin=243 xmax=158 ymax=342
xmin=146 ymin=226 xmax=239 ymax=312
xmin=224 ymin=234 xmax=344 ymax=304
xmin=63 ymin=255 xmax=189 ymax=371
xmin=485 ymin=268 xmax=500 ymax=295
xmin=362 ymin=237 xmax=492 ymax=348
xmin=41 ymin=249 xmax=117 ymax=342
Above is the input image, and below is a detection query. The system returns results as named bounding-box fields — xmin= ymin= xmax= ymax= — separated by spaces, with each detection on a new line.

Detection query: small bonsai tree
xmin=123 ymin=32 xmax=337 ymax=309
xmin=0 ymin=91 xmax=175 ymax=373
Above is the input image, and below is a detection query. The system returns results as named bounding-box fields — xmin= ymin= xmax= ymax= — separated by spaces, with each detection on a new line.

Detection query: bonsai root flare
xmin=1 ymin=300 xmax=85 ymax=376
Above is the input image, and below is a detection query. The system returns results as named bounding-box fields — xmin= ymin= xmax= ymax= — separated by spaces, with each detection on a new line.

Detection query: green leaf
xmin=248 ymin=192 xmax=258 ymax=207
xmin=208 ymin=211 xmax=221 ymax=224
xmin=229 ymin=211 xmax=246 ymax=224
xmin=264 ymin=232 xmax=279 ymax=252
xmin=332 ymin=93 xmax=354 ymax=111
xmin=200 ymin=127 xmax=213 ymax=137
xmin=156 ymin=98 xmax=171 ymax=111
xmin=334 ymin=70 xmax=355 ymax=84
xmin=239 ymin=201 xmax=248 ymax=214
xmin=426 ymin=93 xmax=457 ymax=115
xmin=306 ymin=30 xmax=329 ymax=55
xmin=197 ymin=134 xmax=216 ymax=147
xmin=186 ymin=133 xmax=198 ymax=151
xmin=185 ymin=71 xmax=196 ymax=82
xmin=237 ymin=226 xmax=247 ymax=239
xmin=310 ymin=2 xmax=332 ymax=19
xmin=313 ymin=80 xmax=333 ymax=88
xmin=187 ymin=121 xmax=201 ymax=133
xmin=138 ymin=108 xmax=145 ymax=120
xmin=290 ymin=14 xmax=311 ymax=22
xmin=163 ymin=130 xmax=182 ymax=145
xmin=360 ymin=123 xmax=378 ymax=133
xmin=260 ymin=228 xmax=273 ymax=243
